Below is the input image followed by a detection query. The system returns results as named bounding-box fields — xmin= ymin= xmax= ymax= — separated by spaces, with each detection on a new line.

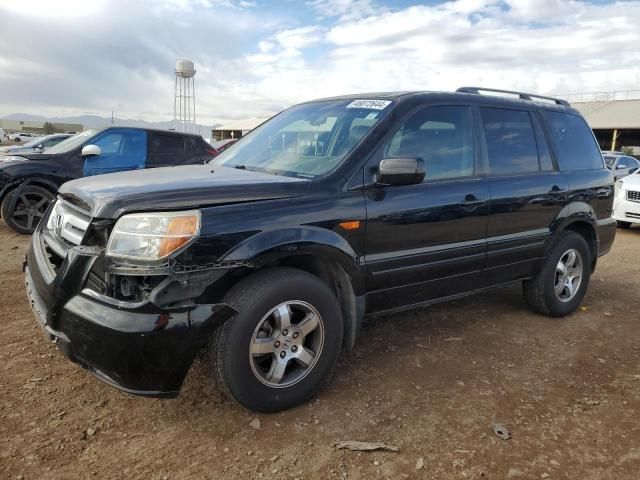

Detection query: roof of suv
xmin=306 ymin=88 xmax=577 ymax=114
xmin=98 ymin=126 xmax=204 ymax=139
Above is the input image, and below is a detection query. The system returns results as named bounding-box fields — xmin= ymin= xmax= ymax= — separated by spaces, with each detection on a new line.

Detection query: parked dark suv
xmin=24 ymin=88 xmax=616 ymax=412
xmin=1 ymin=127 xmax=215 ymax=234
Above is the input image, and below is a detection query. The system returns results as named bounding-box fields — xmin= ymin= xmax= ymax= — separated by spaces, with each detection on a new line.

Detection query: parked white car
xmin=613 ymin=169 xmax=640 ymax=228
xmin=9 ymin=132 xmax=37 ymax=142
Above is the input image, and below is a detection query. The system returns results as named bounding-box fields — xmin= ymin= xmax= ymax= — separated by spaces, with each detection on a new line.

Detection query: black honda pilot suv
xmin=25 ymin=88 xmax=616 ymax=412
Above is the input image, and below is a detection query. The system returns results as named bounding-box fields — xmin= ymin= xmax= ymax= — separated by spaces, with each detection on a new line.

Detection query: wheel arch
xmin=0 ymin=176 xmax=59 ymax=203
xmin=219 ymin=228 xmax=366 ymax=350
xmin=551 ymin=206 xmax=599 ymax=269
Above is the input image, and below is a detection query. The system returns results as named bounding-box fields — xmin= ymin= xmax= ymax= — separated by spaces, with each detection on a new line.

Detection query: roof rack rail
xmin=456 ymin=86 xmax=570 ymax=106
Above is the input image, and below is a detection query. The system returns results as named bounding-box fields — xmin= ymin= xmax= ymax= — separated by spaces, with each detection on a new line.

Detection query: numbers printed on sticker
xmin=346 ymin=99 xmax=392 ymax=110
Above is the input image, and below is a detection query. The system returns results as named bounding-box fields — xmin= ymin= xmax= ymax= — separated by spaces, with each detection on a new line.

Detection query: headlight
xmin=106 ymin=210 xmax=200 ymax=261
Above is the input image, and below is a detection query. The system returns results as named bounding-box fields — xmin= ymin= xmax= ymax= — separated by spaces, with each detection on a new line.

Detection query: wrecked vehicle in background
xmin=0 ymin=127 xmax=215 ymax=234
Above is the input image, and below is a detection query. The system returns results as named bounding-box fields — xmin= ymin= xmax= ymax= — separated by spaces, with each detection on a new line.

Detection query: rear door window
xmin=481 ymin=108 xmax=539 ymax=175
xmin=149 ymin=134 xmax=186 ymax=154
xmin=148 ymin=133 xmax=188 ymax=167
xmin=541 ymin=111 xmax=603 ymax=171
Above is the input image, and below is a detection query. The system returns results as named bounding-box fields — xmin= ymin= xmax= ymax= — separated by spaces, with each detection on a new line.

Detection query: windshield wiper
xmin=233 ymin=164 xmax=268 ymax=174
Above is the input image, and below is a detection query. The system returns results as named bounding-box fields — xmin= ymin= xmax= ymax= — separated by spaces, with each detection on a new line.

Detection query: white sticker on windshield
xmin=346 ymin=99 xmax=392 ymax=110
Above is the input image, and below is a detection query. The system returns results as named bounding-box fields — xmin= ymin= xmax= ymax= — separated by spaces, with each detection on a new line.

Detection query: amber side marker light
xmin=339 ymin=220 xmax=361 ymax=230
xmin=158 ymin=215 xmax=199 ymax=257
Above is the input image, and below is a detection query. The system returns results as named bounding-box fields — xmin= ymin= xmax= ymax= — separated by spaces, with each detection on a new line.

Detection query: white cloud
xmin=504 ymin=0 xmax=579 ymax=21
xmin=1 ymin=0 xmax=639 ymax=125
xmin=306 ymin=0 xmax=380 ymax=21
xmin=274 ymin=26 xmax=324 ymax=49
xmin=236 ymin=0 xmax=640 ymax=112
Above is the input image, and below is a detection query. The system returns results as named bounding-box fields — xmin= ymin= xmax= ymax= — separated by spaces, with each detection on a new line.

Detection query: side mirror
xmin=81 ymin=144 xmax=101 ymax=157
xmin=34 ymin=144 xmax=44 ymax=151
xmin=616 ymin=164 xmax=626 ymax=170
xmin=377 ymin=157 xmax=425 ymax=186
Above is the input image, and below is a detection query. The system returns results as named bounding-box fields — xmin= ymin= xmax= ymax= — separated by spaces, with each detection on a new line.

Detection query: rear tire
xmin=523 ymin=231 xmax=591 ymax=317
xmin=617 ymin=221 xmax=631 ymax=229
xmin=1 ymin=185 xmax=54 ymax=234
xmin=207 ymin=267 xmax=343 ymax=412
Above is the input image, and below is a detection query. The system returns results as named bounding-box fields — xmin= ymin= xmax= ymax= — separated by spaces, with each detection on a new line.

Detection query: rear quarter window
xmin=149 ymin=134 xmax=186 ymax=153
xmin=542 ymin=111 xmax=603 ymax=171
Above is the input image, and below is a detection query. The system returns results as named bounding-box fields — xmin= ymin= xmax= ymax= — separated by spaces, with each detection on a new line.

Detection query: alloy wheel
xmin=249 ymin=301 xmax=325 ymax=388
xmin=11 ymin=192 xmax=51 ymax=231
xmin=554 ymin=248 xmax=584 ymax=303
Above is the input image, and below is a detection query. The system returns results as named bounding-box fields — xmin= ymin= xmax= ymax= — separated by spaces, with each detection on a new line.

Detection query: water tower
xmin=173 ymin=59 xmax=196 ymax=133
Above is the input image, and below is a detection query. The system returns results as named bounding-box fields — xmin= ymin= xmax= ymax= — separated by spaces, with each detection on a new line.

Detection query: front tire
xmin=1 ymin=185 xmax=54 ymax=234
xmin=207 ymin=267 xmax=343 ymax=412
xmin=523 ymin=231 xmax=591 ymax=317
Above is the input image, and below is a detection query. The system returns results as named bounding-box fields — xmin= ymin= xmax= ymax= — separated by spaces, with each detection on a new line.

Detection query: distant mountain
xmin=2 ymin=113 xmax=219 ymax=137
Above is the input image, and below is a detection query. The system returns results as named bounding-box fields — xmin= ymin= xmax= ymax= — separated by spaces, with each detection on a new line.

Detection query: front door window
xmin=83 ymin=129 xmax=147 ymax=176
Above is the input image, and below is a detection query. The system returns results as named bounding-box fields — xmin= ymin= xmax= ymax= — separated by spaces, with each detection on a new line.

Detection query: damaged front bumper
xmin=24 ymin=218 xmax=236 ymax=398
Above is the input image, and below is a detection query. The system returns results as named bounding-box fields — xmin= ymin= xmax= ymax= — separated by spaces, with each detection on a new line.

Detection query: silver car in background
xmin=603 ymin=152 xmax=640 ymax=180
xmin=0 ymin=133 xmax=73 ymax=156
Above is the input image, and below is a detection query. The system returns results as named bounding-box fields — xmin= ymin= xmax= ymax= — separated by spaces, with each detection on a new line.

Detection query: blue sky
xmin=0 ymin=0 xmax=638 ymax=125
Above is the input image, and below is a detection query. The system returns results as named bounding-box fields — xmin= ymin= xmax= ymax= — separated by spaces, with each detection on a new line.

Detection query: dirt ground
xmin=1 ymin=222 xmax=639 ymax=480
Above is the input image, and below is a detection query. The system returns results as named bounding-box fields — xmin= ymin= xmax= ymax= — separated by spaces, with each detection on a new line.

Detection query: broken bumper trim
xmin=25 ymin=228 xmax=237 ymax=398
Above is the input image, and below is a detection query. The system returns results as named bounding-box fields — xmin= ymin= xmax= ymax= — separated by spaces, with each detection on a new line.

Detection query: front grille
xmin=627 ymin=190 xmax=640 ymax=202
xmin=58 ymin=193 xmax=91 ymax=213
xmin=48 ymin=200 xmax=91 ymax=246
xmin=625 ymin=212 xmax=640 ymax=219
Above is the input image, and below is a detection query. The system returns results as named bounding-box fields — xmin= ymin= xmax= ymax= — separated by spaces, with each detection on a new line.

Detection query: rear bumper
xmin=25 ymin=225 xmax=235 ymax=397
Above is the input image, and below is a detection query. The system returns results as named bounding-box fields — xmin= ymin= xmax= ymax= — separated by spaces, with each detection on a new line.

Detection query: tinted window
xmin=532 ymin=114 xmax=554 ymax=171
xmin=542 ymin=111 xmax=603 ymax=171
xmin=42 ymin=138 xmax=64 ymax=147
xmin=384 ymin=105 xmax=474 ymax=181
xmin=83 ymin=129 xmax=147 ymax=176
xmin=93 ymin=131 xmax=125 ymax=154
xmin=150 ymin=134 xmax=185 ymax=153
xmin=481 ymin=108 xmax=539 ymax=175
xmin=618 ymin=156 xmax=639 ymax=169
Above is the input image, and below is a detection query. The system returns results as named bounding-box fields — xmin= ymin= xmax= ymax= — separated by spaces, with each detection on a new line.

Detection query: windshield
xmin=45 ymin=129 xmax=97 ymax=154
xmin=212 ymin=99 xmax=393 ymax=178
xmin=18 ymin=136 xmax=49 ymax=148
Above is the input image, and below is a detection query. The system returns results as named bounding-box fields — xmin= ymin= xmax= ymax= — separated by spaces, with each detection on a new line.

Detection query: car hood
xmin=621 ymin=173 xmax=640 ymax=190
xmin=0 ymin=152 xmax=54 ymax=160
xmin=0 ymin=153 xmax=54 ymax=168
xmin=0 ymin=147 xmax=37 ymax=156
xmin=14 ymin=152 xmax=54 ymax=160
xmin=59 ymin=164 xmax=311 ymax=218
